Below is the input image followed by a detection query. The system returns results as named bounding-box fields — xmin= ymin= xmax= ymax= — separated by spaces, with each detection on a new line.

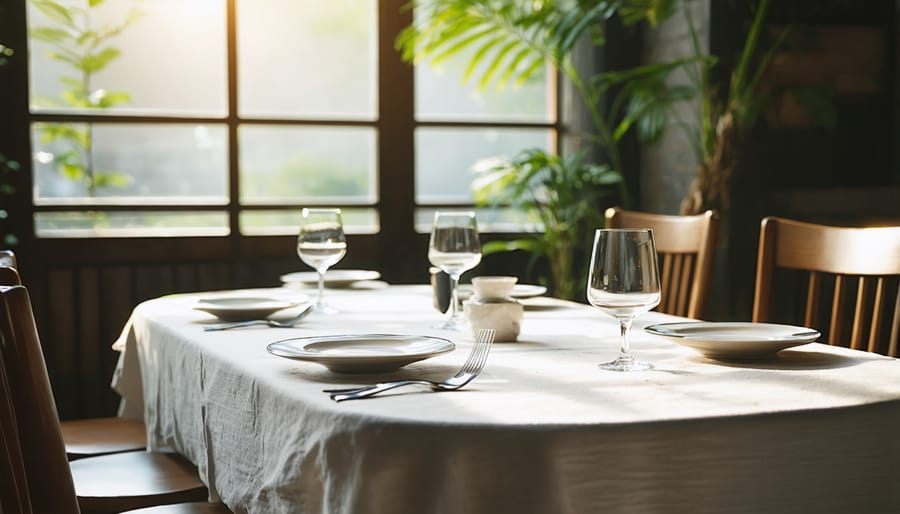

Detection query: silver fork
xmin=325 ymin=328 xmax=495 ymax=402
xmin=203 ymin=304 xmax=313 ymax=331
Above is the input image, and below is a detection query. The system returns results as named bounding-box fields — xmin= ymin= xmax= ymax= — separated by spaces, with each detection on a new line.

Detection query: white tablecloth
xmin=112 ymin=285 xmax=900 ymax=514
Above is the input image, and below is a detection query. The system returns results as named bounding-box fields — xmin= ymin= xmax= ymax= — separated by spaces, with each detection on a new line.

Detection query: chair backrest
xmin=752 ymin=216 xmax=900 ymax=357
xmin=605 ymin=207 xmax=718 ymax=319
xmin=0 ymin=285 xmax=81 ymax=513
xmin=0 ymin=343 xmax=33 ymax=514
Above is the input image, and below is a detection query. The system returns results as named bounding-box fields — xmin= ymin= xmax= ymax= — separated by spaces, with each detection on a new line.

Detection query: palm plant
xmin=396 ymin=0 xmax=687 ymax=298
xmin=472 ymin=149 xmax=625 ymax=299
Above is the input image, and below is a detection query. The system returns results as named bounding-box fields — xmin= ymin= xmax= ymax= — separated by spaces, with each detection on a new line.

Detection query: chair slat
xmin=829 ymin=275 xmax=845 ymax=346
xmin=676 ymin=255 xmax=693 ymax=317
xmin=850 ymin=277 xmax=870 ymax=350
xmin=804 ymin=271 xmax=821 ymax=328
xmin=660 ymin=254 xmax=673 ymax=313
xmin=888 ymin=289 xmax=899 ymax=358
xmin=670 ymin=254 xmax=684 ymax=315
xmin=867 ymin=277 xmax=885 ymax=354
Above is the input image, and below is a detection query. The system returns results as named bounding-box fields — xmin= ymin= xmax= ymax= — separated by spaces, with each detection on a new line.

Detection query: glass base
xmin=434 ymin=314 xmax=469 ymax=331
xmin=599 ymin=357 xmax=653 ymax=372
xmin=312 ymin=300 xmax=338 ymax=315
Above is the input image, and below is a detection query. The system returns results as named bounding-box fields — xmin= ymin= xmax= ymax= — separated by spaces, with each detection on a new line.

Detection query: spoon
xmin=203 ymin=304 xmax=313 ymax=331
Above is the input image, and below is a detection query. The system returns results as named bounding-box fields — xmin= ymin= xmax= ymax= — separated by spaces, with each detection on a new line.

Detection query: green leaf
xmin=32 ymin=1 xmax=75 ymax=27
xmin=89 ymin=0 xmax=106 ymax=7
xmin=81 ymin=47 xmax=121 ymax=73
xmin=61 ymin=162 xmax=84 ymax=180
xmin=428 ymin=26 xmax=495 ymax=65
xmin=93 ymin=171 xmax=131 ymax=189
xmin=94 ymin=90 xmax=131 ymax=108
xmin=29 ymin=27 xmax=72 ymax=44
xmin=462 ymin=36 xmax=505 ymax=84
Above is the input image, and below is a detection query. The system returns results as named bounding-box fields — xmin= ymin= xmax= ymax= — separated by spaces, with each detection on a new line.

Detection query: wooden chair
xmin=605 ymin=207 xmax=718 ymax=319
xmin=0 ymin=284 xmax=230 ymax=513
xmin=0 ymin=253 xmax=147 ymax=460
xmin=752 ymin=217 xmax=900 ymax=357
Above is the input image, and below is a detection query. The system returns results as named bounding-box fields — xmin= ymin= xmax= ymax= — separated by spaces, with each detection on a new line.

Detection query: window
xmin=22 ymin=0 xmax=557 ymax=242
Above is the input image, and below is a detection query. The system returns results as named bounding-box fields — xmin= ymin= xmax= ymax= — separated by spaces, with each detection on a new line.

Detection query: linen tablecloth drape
xmin=112 ymin=286 xmax=900 ymax=514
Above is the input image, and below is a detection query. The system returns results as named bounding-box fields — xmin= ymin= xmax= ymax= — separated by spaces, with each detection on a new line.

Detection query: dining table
xmin=111 ymin=283 xmax=900 ymax=514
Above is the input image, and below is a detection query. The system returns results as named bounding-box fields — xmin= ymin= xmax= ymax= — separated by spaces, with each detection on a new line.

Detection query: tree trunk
xmin=680 ymin=111 xmax=740 ymax=216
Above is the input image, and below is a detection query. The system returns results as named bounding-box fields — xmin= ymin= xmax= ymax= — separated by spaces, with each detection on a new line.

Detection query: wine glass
xmin=586 ymin=228 xmax=661 ymax=371
xmin=297 ymin=208 xmax=347 ymax=314
xmin=428 ymin=211 xmax=482 ymax=330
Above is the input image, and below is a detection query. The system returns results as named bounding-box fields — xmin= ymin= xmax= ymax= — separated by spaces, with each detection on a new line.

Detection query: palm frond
xmin=396 ymin=0 xmax=653 ymax=91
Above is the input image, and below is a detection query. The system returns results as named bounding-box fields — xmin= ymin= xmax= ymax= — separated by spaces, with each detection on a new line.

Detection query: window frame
xmin=1 ymin=0 xmax=560 ymax=283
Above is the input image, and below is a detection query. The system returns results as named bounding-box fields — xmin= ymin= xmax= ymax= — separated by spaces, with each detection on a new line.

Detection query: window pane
xmin=32 ymin=123 xmax=227 ymax=203
xmin=240 ymin=208 xmax=379 ymax=236
xmin=415 ymin=207 xmax=542 ymax=234
xmin=237 ymin=0 xmax=376 ymax=120
xmin=28 ymin=0 xmax=227 ymax=116
xmin=416 ymin=51 xmax=554 ymax=122
xmin=415 ymin=128 xmax=553 ymax=204
xmin=35 ymin=211 xmax=228 ymax=238
xmin=239 ymin=126 xmax=376 ymax=205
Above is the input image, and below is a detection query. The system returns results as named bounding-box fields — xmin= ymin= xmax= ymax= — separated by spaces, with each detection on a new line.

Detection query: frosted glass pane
xmin=28 ymin=0 xmax=227 ymax=116
xmin=240 ymin=208 xmax=378 ymax=236
xmin=239 ymin=126 xmax=376 ymax=204
xmin=35 ymin=211 xmax=228 ymax=238
xmin=416 ymin=49 xmax=554 ymax=122
xmin=32 ymin=123 xmax=227 ymax=202
xmin=237 ymin=0 xmax=376 ymax=119
xmin=415 ymin=128 xmax=553 ymax=204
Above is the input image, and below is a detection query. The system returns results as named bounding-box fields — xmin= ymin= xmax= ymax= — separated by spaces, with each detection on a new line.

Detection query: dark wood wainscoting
xmin=13 ymin=234 xmax=414 ymax=420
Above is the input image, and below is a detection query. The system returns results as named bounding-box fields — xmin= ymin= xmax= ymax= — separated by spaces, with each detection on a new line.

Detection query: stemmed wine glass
xmin=297 ymin=208 xmax=347 ymax=314
xmin=586 ymin=228 xmax=661 ymax=371
xmin=428 ymin=211 xmax=482 ymax=330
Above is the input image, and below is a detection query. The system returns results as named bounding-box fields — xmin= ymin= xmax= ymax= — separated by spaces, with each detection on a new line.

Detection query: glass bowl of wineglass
xmin=586 ymin=228 xmax=661 ymax=371
xmin=428 ymin=211 xmax=482 ymax=330
xmin=297 ymin=208 xmax=347 ymax=314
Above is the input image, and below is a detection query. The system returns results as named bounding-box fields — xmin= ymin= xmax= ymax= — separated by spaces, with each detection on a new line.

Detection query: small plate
xmin=645 ymin=321 xmax=821 ymax=360
xmin=459 ymin=284 xmax=547 ymax=300
xmin=194 ymin=296 xmax=307 ymax=322
xmin=267 ymin=334 xmax=455 ymax=373
xmin=281 ymin=269 xmax=381 ymax=288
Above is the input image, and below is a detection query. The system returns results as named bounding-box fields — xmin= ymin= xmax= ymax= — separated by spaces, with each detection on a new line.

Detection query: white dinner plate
xmin=194 ymin=296 xmax=308 ymax=322
xmin=267 ymin=334 xmax=455 ymax=373
xmin=459 ymin=284 xmax=547 ymax=300
xmin=280 ymin=269 xmax=382 ymax=288
xmin=645 ymin=321 xmax=821 ymax=360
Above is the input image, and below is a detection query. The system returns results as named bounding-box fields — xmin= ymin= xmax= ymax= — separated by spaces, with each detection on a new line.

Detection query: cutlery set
xmin=324 ymin=328 xmax=495 ymax=402
xmin=203 ymin=301 xmax=496 ymax=400
xmin=203 ymin=304 xmax=314 ymax=331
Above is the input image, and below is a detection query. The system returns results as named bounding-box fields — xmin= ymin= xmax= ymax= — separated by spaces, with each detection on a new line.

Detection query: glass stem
xmin=618 ymin=317 xmax=634 ymax=362
xmin=448 ymin=273 xmax=461 ymax=319
xmin=317 ymin=269 xmax=326 ymax=309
